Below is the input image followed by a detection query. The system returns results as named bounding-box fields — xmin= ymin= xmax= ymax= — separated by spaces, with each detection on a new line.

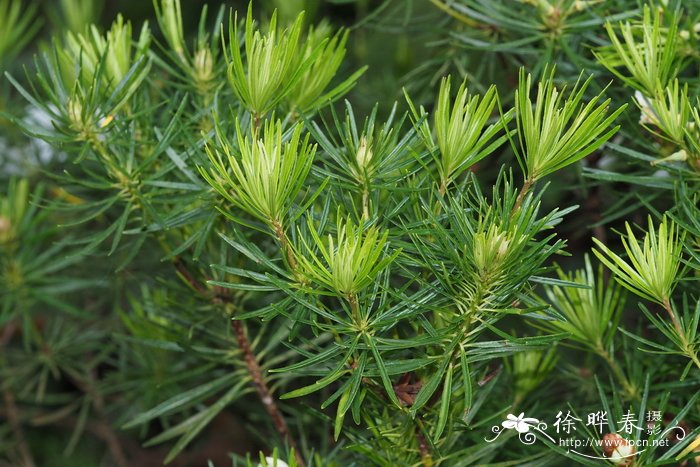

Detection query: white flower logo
xmin=486 ymin=412 xmax=550 ymax=444
xmin=258 ymin=458 xmax=288 ymax=467
xmin=502 ymin=413 xmax=539 ymax=433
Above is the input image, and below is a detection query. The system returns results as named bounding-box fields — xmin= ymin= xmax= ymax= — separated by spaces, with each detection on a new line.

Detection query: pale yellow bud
xmin=537 ymin=0 xmax=554 ymax=15
xmin=473 ymin=224 xmax=511 ymax=273
xmin=258 ymin=458 xmax=289 ymax=467
xmin=651 ymin=149 xmax=687 ymax=166
xmin=634 ymin=91 xmax=658 ymax=126
xmin=67 ymin=98 xmax=84 ymax=129
xmin=602 ymin=433 xmax=636 ymax=465
xmin=496 ymin=236 xmax=510 ymax=258
xmin=574 ymin=0 xmax=592 ymax=11
xmin=193 ymin=47 xmax=214 ymax=84
xmin=356 ymin=137 xmax=373 ymax=170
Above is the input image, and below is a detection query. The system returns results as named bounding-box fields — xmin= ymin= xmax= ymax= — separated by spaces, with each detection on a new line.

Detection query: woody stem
xmin=512 ymin=177 xmax=533 ymax=215
xmin=662 ymin=298 xmax=683 ymax=337
xmin=231 ymin=318 xmax=305 ymax=466
xmin=165 ymin=249 xmax=304 ymax=464
xmin=272 ymin=220 xmax=298 ymax=272
xmin=663 ymin=299 xmax=700 ymax=370
xmin=1 ymin=322 xmax=35 ymax=467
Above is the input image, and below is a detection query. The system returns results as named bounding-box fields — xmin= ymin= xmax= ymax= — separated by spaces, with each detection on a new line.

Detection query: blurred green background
xmin=2 ymin=1 xmax=672 ymax=465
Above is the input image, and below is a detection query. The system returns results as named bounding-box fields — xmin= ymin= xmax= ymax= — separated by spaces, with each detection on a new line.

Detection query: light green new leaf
xmin=285 ymin=23 xmax=367 ymax=115
xmin=200 ymin=118 xmax=316 ymax=229
xmin=593 ymin=215 xmax=684 ymax=305
xmin=595 ymin=5 xmax=679 ymax=96
xmin=295 ymin=214 xmax=400 ymax=299
xmin=0 ymin=0 xmax=41 ymax=68
xmin=60 ymin=14 xmax=151 ymax=94
xmin=224 ymin=5 xmax=307 ymax=116
xmin=406 ymin=76 xmax=510 ymax=192
xmin=639 ymin=80 xmax=692 ymax=146
xmin=540 ymin=255 xmax=626 ymax=349
xmin=515 ymin=66 xmax=626 ymax=181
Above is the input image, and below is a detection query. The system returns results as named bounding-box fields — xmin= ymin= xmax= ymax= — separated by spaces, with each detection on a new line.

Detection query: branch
xmin=272 ymin=220 xmax=298 ymax=271
xmin=415 ymin=421 xmax=433 ymax=467
xmin=2 ymin=387 xmax=35 ymax=467
xmin=173 ymin=256 xmax=306 ymax=467
xmin=231 ymin=319 xmax=304 ymax=466
xmin=1 ymin=322 xmax=35 ymax=467
xmin=512 ymin=177 xmax=533 ymax=214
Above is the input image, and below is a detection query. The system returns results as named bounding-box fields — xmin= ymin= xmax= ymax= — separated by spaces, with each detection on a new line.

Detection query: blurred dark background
xmin=0 ymin=2 xmax=647 ymax=465
xmin=10 ymin=0 xmax=442 ymax=115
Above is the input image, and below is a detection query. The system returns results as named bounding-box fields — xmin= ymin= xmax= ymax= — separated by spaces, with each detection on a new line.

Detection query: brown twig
xmin=1 ymin=322 xmax=35 ymax=467
xmin=415 ymin=423 xmax=433 ymax=467
xmin=512 ymin=177 xmax=533 ymax=215
xmin=2 ymin=387 xmax=35 ymax=467
xmin=231 ymin=319 xmax=304 ymax=467
xmin=174 ymin=257 xmax=209 ymax=295
xmin=173 ymin=256 xmax=305 ymax=466
xmin=272 ymin=220 xmax=298 ymax=271
xmin=253 ymin=113 xmax=262 ymax=134
xmin=662 ymin=298 xmax=684 ymax=337
xmin=438 ymin=180 xmax=447 ymax=198
xmin=662 ymin=298 xmax=700 ymax=371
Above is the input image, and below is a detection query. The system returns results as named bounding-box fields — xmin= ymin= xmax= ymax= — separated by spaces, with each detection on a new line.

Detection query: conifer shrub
xmin=1 ymin=0 xmax=699 ymax=465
